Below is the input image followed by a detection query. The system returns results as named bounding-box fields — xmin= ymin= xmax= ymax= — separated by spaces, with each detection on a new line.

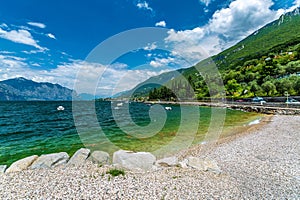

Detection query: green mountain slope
xmin=214 ymin=8 xmax=300 ymax=70
xmin=122 ymin=8 xmax=300 ymax=100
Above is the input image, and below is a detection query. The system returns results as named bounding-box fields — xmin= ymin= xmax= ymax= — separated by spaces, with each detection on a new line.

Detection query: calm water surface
xmin=0 ymin=101 xmax=260 ymax=165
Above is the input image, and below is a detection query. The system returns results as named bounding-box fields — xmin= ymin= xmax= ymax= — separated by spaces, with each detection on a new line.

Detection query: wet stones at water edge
xmin=1 ymin=148 xmax=222 ymax=175
xmin=30 ymin=152 xmax=70 ymax=169
xmin=6 ymin=155 xmax=38 ymax=173
xmin=66 ymin=148 xmax=90 ymax=167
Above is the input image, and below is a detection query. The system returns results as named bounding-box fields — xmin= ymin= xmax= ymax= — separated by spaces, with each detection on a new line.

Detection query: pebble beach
xmin=0 ymin=115 xmax=299 ymax=199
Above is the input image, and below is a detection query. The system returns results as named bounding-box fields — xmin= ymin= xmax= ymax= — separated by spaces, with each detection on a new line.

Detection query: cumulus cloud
xmin=150 ymin=57 xmax=175 ymax=68
xmin=27 ymin=22 xmax=46 ymax=29
xmin=207 ymin=0 xmax=282 ymax=41
xmin=0 ymin=55 xmax=28 ymax=80
xmin=0 ymin=27 xmax=46 ymax=50
xmin=165 ymin=0 xmax=286 ymax=64
xmin=155 ymin=21 xmax=166 ymax=27
xmin=136 ymin=1 xmax=153 ymax=11
xmin=46 ymin=33 xmax=56 ymax=39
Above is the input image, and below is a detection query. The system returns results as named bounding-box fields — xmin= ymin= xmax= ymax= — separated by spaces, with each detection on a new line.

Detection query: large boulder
xmin=156 ymin=156 xmax=178 ymax=167
xmin=67 ymin=148 xmax=90 ymax=167
xmin=113 ymin=150 xmax=156 ymax=171
xmin=6 ymin=155 xmax=38 ymax=173
xmin=0 ymin=165 xmax=7 ymax=173
xmin=89 ymin=151 xmax=110 ymax=165
xmin=30 ymin=152 xmax=69 ymax=169
xmin=187 ymin=156 xmax=222 ymax=174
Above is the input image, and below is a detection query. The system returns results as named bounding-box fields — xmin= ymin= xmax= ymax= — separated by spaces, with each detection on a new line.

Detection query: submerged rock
xmin=156 ymin=156 xmax=178 ymax=167
xmin=113 ymin=150 xmax=156 ymax=171
xmin=30 ymin=152 xmax=69 ymax=169
xmin=89 ymin=151 xmax=110 ymax=165
xmin=0 ymin=165 xmax=7 ymax=173
xmin=187 ymin=157 xmax=222 ymax=174
xmin=6 ymin=155 xmax=38 ymax=173
xmin=67 ymin=148 xmax=90 ymax=167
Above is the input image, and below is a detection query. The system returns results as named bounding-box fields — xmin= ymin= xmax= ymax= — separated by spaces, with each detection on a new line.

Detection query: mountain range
xmin=0 ymin=77 xmax=76 ymax=101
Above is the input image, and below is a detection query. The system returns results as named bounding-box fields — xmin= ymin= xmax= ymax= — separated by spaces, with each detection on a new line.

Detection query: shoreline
xmin=145 ymin=100 xmax=300 ymax=115
xmin=1 ymin=115 xmax=299 ymax=198
xmin=174 ymin=114 xmax=273 ymax=160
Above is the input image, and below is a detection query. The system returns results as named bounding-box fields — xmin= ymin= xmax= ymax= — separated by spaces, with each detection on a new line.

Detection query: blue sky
xmin=0 ymin=0 xmax=299 ymax=96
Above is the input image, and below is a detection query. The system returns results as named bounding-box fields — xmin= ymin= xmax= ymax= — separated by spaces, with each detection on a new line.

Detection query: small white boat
xmin=165 ymin=106 xmax=172 ymax=110
xmin=57 ymin=105 xmax=65 ymax=111
xmin=117 ymin=102 xmax=123 ymax=107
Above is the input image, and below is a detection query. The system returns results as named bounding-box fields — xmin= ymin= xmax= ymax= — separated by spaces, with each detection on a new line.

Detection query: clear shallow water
xmin=0 ymin=101 xmax=260 ymax=165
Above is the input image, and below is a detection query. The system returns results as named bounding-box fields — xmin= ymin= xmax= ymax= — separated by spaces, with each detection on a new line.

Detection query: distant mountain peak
xmin=15 ymin=77 xmax=27 ymax=81
xmin=278 ymin=7 xmax=300 ymax=25
xmin=0 ymin=77 xmax=76 ymax=101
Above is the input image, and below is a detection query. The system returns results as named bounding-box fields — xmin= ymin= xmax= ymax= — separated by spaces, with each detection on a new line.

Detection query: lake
xmin=0 ymin=101 xmax=261 ymax=165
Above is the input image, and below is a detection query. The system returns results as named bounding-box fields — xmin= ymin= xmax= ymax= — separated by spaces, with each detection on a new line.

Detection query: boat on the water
xmin=165 ymin=106 xmax=172 ymax=110
xmin=117 ymin=102 xmax=123 ymax=107
xmin=57 ymin=106 xmax=65 ymax=111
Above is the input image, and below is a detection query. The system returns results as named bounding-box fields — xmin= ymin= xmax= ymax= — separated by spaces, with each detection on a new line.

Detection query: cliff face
xmin=0 ymin=77 xmax=76 ymax=101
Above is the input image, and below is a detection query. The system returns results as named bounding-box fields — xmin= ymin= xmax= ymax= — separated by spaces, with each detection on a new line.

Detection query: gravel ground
xmin=0 ymin=115 xmax=299 ymax=199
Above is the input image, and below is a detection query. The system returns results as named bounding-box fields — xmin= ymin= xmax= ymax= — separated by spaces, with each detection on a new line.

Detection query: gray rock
xmin=187 ymin=156 xmax=222 ymax=174
xmin=178 ymin=159 xmax=189 ymax=169
xmin=113 ymin=150 xmax=156 ymax=171
xmin=30 ymin=152 xmax=69 ymax=169
xmin=67 ymin=148 xmax=90 ymax=167
xmin=6 ymin=155 xmax=38 ymax=173
xmin=0 ymin=165 xmax=7 ymax=173
xmin=89 ymin=151 xmax=110 ymax=165
xmin=156 ymin=156 xmax=178 ymax=167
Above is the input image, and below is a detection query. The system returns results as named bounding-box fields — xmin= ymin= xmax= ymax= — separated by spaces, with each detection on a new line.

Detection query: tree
xmin=225 ymin=79 xmax=242 ymax=96
xmin=275 ymin=79 xmax=293 ymax=95
xmin=295 ymin=78 xmax=300 ymax=95
xmin=262 ymin=81 xmax=276 ymax=96
xmin=249 ymin=81 xmax=263 ymax=96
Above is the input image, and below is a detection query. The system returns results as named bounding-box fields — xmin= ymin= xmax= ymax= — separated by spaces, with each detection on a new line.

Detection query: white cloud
xmin=285 ymin=0 xmax=300 ymax=12
xmin=136 ymin=1 xmax=153 ymax=11
xmin=294 ymin=0 xmax=300 ymax=6
xmin=22 ymin=49 xmax=47 ymax=54
xmin=199 ymin=0 xmax=212 ymax=6
xmin=155 ymin=21 xmax=166 ymax=27
xmin=46 ymin=33 xmax=56 ymax=39
xmin=207 ymin=0 xmax=281 ymax=41
xmin=0 ymin=23 xmax=8 ymax=28
xmin=165 ymin=0 xmax=287 ymax=64
xmin=166 ymin=27 xmax=205 ymax=43
xmin=31 ymin=63 xmax=41 ymax=67
xmin=150 ymin=57 xmax=175 ymax=68
xmin=143 ymin=43 xmax=157 ymax=51
xmin=27 ymin=22 xmax=46 ymax=29
xmin=0 ymin=27 xmax=46 ymax=50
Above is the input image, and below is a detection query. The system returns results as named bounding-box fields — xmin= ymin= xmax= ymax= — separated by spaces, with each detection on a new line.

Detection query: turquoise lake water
xmin=0 ymin=101 xmax=260 ymax=165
